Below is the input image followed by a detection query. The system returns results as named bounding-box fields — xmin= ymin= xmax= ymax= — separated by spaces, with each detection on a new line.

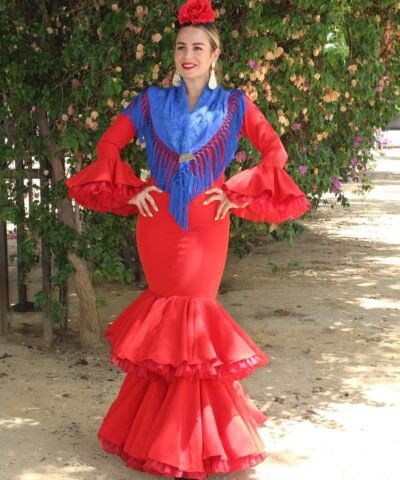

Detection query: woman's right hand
xmin=127 ymin=185 xmax=164 ymax=217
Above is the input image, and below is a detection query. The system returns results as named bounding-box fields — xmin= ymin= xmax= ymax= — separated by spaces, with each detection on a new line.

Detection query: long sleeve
xmin=221 ymin=95 xmax=311 ymax=224
xmin=65 ymin=110 xmax=148 ymax=216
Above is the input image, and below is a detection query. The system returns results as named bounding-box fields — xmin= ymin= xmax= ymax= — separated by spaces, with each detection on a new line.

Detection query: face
xmin=174 ymin=25 xmax=220 ymax=84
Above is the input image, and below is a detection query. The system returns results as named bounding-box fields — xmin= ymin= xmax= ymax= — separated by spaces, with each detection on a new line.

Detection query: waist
xmin=144 ymin=173 xmax=226 ymax=201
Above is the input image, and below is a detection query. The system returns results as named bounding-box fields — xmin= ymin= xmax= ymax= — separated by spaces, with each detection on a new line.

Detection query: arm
xmin=221 ymin=94 xmax=311 ymax=224
xmin=65 ymin=101 xmax=148 ymax=216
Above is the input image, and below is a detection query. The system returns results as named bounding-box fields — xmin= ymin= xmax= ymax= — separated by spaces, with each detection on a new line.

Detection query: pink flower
xmin=235 ymin=151 xmax=247 ymax=163
xmin=301 ymin=146 xmax=308 ymax=153
xmin=247 ymin=59 xmax=261 ymax=70
xmin=291 ymin=123 xmax=302 ymax=132
xmin=299 ymin=165 xmax=308 ymax=175
xmin=350 ymin=157 xmax=358 ymax=166
xmin=330 ymin=177 xmax=341 ymax=194
xmin=375 ymin=85 xmax=383 ymax=93
xmin=353 ymin=135 xmax=363 ymax=147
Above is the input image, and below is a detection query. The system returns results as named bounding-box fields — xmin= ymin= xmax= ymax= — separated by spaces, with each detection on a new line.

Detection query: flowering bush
xmin=1 ymin=0 xmax=400 ymax=272
xmin=222 ymin=0 xmax=400 ymax=209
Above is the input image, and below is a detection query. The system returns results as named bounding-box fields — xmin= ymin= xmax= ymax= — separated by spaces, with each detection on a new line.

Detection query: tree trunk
xmin=67 ymin=252 xmax=101 ymax=348
xmin=38 ymin=109 xmax=102 ymax=349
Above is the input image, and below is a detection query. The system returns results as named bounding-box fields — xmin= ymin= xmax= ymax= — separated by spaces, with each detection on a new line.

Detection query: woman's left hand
xmin=203 ymin=187 xmax=249 ymax=221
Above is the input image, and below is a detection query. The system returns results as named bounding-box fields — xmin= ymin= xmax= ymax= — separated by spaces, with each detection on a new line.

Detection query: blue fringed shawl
xmin=122 ymin=82 xmax=246 ymax=231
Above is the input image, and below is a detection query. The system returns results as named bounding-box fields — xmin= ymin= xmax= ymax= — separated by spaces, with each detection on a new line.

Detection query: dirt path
xmin=1 ymin=150 xmax=399 ymax=480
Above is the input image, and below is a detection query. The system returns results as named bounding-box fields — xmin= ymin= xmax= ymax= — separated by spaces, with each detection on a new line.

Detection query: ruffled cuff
xmin=65 ymin=156 xmax=148 ymax=216
xmin=222 ymin=165 xmax=311 ymax=224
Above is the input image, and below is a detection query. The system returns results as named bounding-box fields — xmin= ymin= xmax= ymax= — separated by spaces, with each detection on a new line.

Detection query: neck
xmin=182 ymin=75 xmax=209 ymax=98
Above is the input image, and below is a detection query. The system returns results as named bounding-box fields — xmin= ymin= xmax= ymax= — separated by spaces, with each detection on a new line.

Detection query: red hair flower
xmin=178 ymin=0 xmax=216 ymax=25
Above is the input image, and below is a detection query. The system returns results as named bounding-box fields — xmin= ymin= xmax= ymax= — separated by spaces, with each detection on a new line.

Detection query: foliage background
xmin=1 ymin=0 xmax=399 ymax=320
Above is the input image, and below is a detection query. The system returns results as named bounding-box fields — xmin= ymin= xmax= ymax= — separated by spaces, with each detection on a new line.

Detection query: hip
xmin=136 ymin=176 xmax=230 ymax=233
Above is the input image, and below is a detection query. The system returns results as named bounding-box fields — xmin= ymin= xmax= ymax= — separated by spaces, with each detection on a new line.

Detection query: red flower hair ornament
xmin=178 ymin=0 xmax=216 ymax=25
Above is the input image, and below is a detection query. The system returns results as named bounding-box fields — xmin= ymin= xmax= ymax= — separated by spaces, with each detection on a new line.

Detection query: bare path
xmin=1 ymin=150 xmax=399 ymax=480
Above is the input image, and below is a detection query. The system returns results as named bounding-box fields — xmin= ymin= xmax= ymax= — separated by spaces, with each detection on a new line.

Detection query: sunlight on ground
xmin=251 ymin=393 xmax=400 ymax=480
xmin=356 ymin=296 xmax=400 ymax=310
xmin=319 ymin=213 xmax=400 ymax=244
xmin=318 ymin=150 xmax=400 ymax=246
xmin=370 ymin=255 xmax=400 ymax=266
xmin=0 ymin=417 xmax=40 ymax=429
xmin=342 ymin=185 xmax=400 ymax=201
xmin=314 ymin=353 xmax=346 ymax=364
xmin=17 ymin=464 xmax=98 ymax=480
xmin=252 ymin=321 xmax=400 ymax=480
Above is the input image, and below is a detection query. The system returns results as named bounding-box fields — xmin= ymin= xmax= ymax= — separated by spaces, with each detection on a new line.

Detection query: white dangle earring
xmin=208 ymin=61 xmax=218 ymax=89
xmin=172 ymin=70 xmax=181 ymax=87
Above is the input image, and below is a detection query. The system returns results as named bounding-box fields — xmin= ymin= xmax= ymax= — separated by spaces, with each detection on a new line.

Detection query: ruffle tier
xmin=222 ymin=164 xmax=311 ymax=224
xmin=65 ymin=155 xmax=147 ymax=216
xmin=104 ymin=288 xmax=268 ymax=382
xmin=97 ymin=373 xmax=267 ymax=479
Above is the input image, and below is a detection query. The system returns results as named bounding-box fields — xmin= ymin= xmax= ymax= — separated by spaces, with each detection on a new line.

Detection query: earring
xmin=208 ymin=61 xmax=218 ymax=89
xmin=172 ymin=70 xmax=181 ymax=87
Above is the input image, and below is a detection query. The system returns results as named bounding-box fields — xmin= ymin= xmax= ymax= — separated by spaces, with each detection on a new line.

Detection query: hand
xmin=127 ymin=185 xmax=163 ymax=217
xmin=203 ymin=187 xmax=250 ymax=221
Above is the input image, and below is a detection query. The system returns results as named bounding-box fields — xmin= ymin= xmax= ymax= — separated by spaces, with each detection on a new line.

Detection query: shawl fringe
xmin=135 ymin=89 xmax=245 ymax=230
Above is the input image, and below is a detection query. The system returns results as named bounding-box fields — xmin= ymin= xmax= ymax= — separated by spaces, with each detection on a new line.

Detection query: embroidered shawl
xmin=122 ymin=81 xmax=246 ymax=230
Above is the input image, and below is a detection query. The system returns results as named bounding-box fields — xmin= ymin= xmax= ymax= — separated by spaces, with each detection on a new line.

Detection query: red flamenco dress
xmin=65 ymin=87 xmax=310 ymax=478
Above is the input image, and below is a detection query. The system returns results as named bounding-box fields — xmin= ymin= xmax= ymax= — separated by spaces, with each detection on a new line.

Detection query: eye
xmin=175 ymin=45 xmax=203 ymax=52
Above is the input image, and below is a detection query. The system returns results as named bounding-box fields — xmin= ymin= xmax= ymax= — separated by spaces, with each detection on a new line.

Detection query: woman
xmin=65 ymin=1 xmax=310 ymax=478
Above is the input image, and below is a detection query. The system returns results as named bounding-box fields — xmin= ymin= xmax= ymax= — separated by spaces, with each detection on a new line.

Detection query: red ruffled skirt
xmin=97 ymin=177 xmax=269 ymax=478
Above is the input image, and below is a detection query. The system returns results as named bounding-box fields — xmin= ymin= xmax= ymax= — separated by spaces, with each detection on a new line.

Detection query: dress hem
xmin=98 ymin=436 xmax=268 ymax=479
xmin=105 ymin=344 xmax=269 ymax=382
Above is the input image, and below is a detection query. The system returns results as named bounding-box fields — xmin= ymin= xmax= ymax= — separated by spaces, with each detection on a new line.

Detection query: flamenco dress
xmin=65 ymin=82 xmax=310 ymax=479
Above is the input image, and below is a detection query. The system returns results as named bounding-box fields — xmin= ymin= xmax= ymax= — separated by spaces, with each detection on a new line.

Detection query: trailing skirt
xmin=97 ymin=175 xmax=269 ymax=479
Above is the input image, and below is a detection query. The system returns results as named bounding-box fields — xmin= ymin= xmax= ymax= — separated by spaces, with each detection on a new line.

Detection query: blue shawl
xmin=122 ymin=81 xmax=246 ymax=230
